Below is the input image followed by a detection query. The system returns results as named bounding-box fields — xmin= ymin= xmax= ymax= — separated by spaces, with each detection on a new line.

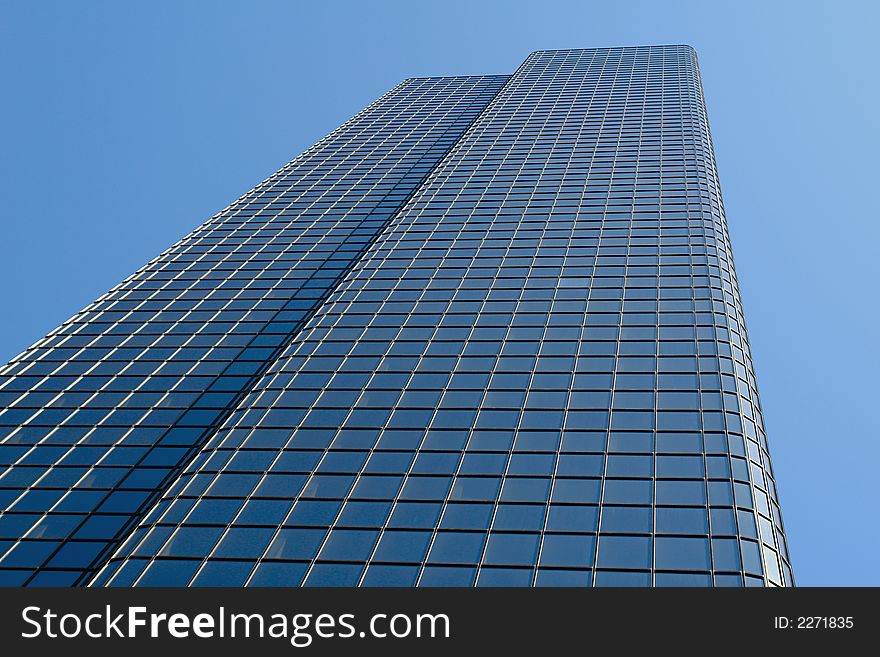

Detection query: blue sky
xmin=1 ymin=1 xmax=877 ymax=585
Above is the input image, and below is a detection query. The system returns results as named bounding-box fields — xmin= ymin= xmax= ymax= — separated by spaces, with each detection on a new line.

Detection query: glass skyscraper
xmin=0 ymin=45 xmax=792 ymax=588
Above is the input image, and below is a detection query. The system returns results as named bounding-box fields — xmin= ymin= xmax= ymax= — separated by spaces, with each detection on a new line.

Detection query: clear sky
xmin=1 ymin=0 xmax=877 ymax=586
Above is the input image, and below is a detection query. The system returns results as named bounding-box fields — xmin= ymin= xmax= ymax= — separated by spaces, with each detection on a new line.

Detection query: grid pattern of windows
xmin=93 ymin=46 xmax=791 ymax=588
xmin=0 ymin=74 xmax=509 ymax=586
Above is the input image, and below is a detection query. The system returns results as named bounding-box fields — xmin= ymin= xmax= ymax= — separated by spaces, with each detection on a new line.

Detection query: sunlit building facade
xmin=0 ymin=46 xmax=791 ymax=587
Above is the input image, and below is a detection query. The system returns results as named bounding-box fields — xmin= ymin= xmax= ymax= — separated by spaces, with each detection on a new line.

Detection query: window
xmin=500 ymin=478 xmax=551 ymax=503
xmin=600 ymin=506 xmax=652 ymax=533
xmin=483 ymin=533 xmax=540 ymax=566
xmin=450 ymin=477 xmax=502 ymax=501
xmin=476 ymin=567 xmax=533 ymax=586
xmin=137 ymin=561 xmax=200 ymax=587
xmin=336 ymin=501 xmax=392 ymax=527
xmin=386 ymin=502 xmax=442 ymax=529
xmin=654 ymin=537 xmax=710 ymax=570
xmin=427 ymin=532 xmax=486 ymax=564
xmin=158 ymin=527 xmax=223 ymax=558
xmin=594 ymin=570 xmax=651 ymax=587
xmin=418 ymin=566 xmax=476 ymax=587
xmin=596 ymin=536 xmax=652 ymax=569
xmin=603 ymin=479 xmax=653 ymax=505
xmin=712 ymin=538 xmax=742 ymax=571
xmin=304 ymin=564 xmax=363 ymax=587
xmin=372 ymin=531 xmax=433 ymax=563
xmin=655 ymin=507 xmax=708 ymax=534
xmin=361 ymin=564 xmax=419 ymax=586
xmin=655 ymin=572 xmax=711 ymax=586
xmin=213 ymin=528 xmax=275 ymax=558
xmin=249 ymin=562 xmax=308 ymax=587
xmin=535 ymin=569 xmax=591 ymax=587
xmin=493 ymin=504 xmax=546 ymax=531
xmin=285 ymin=500 xmax=342 ymax=526
xmin=265 ymin=528 xmax=326 ymax=560
xmin=192 ymin=561 xmax=252 ymax=587
xmin=540 ymin=534 xmax=595 ymax=567
xmin=551 ymin=478 xmax=601 ymax=503
xmin=440 ymin=503 xmax=494 ymax=530
xmin=656 ymin=480 xmax=706 ymax=505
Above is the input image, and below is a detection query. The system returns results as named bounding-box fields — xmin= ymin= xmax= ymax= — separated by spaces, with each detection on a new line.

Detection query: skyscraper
xmin=0 ymin=46 xmax=791 ymax=588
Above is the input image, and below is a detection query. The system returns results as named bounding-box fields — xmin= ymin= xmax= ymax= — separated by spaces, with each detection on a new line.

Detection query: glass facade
xmin=0 ymin=75 xmax=508 ymax=585
xmin=0 ymin=46 xmax=791 ymax=588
